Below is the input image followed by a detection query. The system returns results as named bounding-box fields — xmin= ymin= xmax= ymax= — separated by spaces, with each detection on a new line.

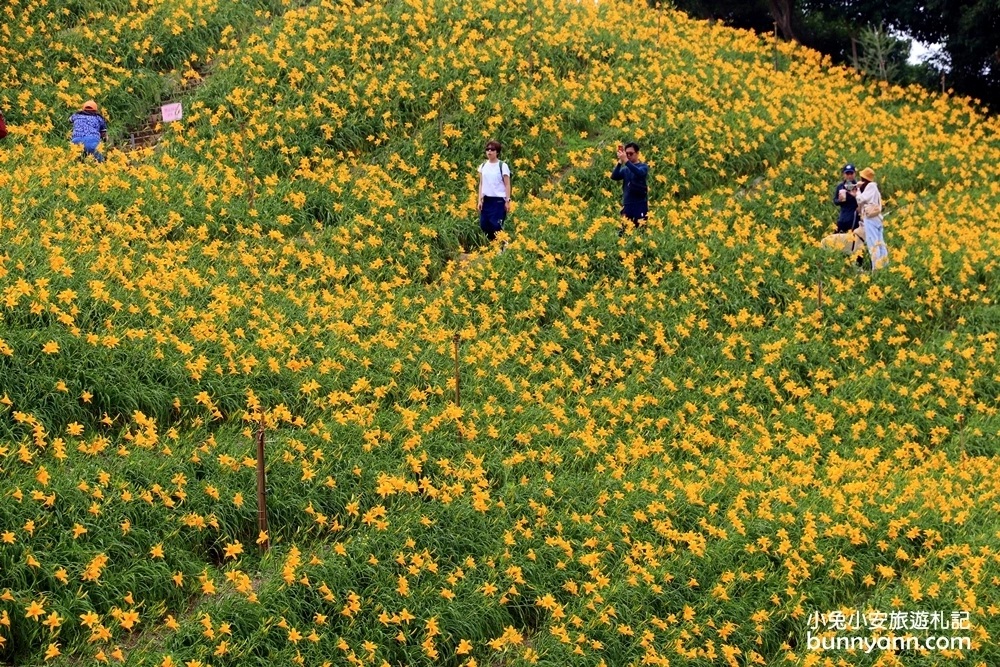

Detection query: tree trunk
xmin=768 ymin=0 xmax=796 ymax=42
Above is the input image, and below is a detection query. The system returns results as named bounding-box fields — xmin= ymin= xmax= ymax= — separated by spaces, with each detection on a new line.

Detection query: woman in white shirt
xmin=477 ymin=140 xmax=512 ymax=242
xmin=853 ymin=167 xmax=889 ymax=270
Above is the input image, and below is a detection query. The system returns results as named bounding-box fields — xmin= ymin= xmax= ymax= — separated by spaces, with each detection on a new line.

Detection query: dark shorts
xmin=480 ymin=196 xmax=506 ymax=240
xmin=621 ymin=202 xmax=648 ymax=223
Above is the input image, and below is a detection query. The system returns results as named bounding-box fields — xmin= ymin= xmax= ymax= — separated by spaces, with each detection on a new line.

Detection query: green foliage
xmin=854 ymin=23 xmax=908 ymax=83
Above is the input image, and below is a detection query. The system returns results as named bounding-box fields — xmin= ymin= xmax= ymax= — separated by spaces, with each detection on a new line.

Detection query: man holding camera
xmin=612 ymin=141 xmax=649 ymax=236
xmin=833 ymin=163 xmax=859 ymax=233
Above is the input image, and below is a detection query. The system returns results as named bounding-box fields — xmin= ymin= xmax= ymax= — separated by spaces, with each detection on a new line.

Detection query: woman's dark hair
xmin=485 ymin=140 xmax=502 ymax=155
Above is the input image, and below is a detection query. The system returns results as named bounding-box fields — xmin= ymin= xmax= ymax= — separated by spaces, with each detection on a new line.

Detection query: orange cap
xmin=82 ymin=100 xmax=98 ymax=111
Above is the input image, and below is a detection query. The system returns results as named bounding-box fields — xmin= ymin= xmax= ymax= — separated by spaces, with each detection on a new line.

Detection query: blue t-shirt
xmin=70 ymin=112 xmax=107 ymax=142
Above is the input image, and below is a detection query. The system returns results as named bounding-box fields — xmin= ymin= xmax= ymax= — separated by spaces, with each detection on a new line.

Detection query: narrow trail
xmin=117 ymin=0 xmax=317 ymax=154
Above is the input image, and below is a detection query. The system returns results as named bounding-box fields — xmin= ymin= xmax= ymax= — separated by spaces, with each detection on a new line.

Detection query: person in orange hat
xmin=852 ymin=167 xmax=889 ymax=270
xmin=69 ymin=100 xmax=108 ymax=162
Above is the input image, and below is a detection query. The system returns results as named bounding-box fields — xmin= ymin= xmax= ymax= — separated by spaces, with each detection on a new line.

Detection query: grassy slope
xmin=1 ymin=0 xmax=1000 ymax=665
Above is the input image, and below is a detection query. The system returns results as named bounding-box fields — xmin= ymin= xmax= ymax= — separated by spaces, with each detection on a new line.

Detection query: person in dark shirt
xmin=611 ymin=141 xmax=649 ymax=236
xmin=833 ymin=163 xmax=859 ymax=233
xmin=69 ymin=100 xmax=108 ymax=162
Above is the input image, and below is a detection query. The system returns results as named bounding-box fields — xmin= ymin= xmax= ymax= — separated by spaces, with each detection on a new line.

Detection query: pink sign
xmin=161 ymin=103 xmax=183 ymax=122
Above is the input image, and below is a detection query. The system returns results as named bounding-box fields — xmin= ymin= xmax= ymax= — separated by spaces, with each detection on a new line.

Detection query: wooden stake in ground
xmin=437 ymin=98 xmax=443 ymax=138
xmin=255 ymin=417 xmax=269 ymax=551
xmin=656 ymin=2 xmax=661 ymax=46
xmin=453 ymin=333 xmax=461 ymax=407
xmin=773 ymin=23 xmax=779 ymax=71
xmin=240 ymin=123 xmax=257 ymax=206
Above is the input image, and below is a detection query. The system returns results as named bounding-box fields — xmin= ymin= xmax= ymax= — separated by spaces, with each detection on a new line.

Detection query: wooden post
xmin=240 ymin=123 xmax=257 ymax=205
xmin=255 ymin=416 xmax=269 ymax=551
xmin=452 ymin=333 xmax=461 ymax=407
xmin=437 ymin=98 xmax=443 ymax=137
xmin=773 ymin=22 xmax=779 ymax=71
xmin=527 ymin=0 xmax=535 ymax=77
xmin=656 ymin=2 xmax=661 ymax=46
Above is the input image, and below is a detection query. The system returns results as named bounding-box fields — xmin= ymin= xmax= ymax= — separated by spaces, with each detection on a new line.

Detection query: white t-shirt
xmin=478 ymin=160 xmax=511 ymax=198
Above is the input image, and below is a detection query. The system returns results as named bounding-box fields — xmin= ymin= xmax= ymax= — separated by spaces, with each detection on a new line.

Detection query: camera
xmin=844 ymin=181 xmax=858 ymax=191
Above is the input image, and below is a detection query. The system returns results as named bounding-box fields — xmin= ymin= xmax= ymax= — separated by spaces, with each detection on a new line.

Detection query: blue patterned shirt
xmin=70 ymin=111 xmax=107 ymax=142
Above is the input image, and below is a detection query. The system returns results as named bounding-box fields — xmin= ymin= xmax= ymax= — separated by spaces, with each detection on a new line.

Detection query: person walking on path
xmin=477 ymin=140 xmax=512 ymax=243
xmin=611 ymin=142 xmax=648 ymax=236
xmin=70 ymin=100 xmax=108 ymax=162
xmin=853 ymin=167 xmax=889 ymax=271
xmin=833 ymin=163 xmax=859 ymax=233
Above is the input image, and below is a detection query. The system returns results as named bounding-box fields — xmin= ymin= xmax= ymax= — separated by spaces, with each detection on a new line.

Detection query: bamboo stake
xmin=240 ymin=123 xmax=257 ymax=206
xmin=436 ymin=89 xmax=444 ymax=138
xmin=773 ymin=22 xmax=779 ymax=71
xmin=656 ymin=2 xmax=661 ymax=46
xmin=453 ymin=333 xmax=461 ymax=407
xmin=256 ymin=416 xmax=269 ymax=551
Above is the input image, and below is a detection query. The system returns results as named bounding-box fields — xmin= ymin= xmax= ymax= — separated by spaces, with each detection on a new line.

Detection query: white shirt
xmin=478 ymin=160 xmax=511 ymax=198
xmin=855 ymin=181 xmax=882 ymax=219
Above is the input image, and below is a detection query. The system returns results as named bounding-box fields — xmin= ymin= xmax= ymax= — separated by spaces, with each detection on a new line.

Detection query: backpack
xmin=0 ymin=111 xmax=7 ymax=139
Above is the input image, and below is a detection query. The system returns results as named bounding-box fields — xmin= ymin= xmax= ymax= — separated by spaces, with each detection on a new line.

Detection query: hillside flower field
xmin=1 ymin=0 xmax=999 ymax=665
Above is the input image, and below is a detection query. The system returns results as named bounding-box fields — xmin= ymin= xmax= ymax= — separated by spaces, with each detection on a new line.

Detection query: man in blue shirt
xmin=70 ymin=100 xmax=108 ymax=163
xmin=611 ymin=142 xmax=649 ymax=236
xmin=833 ymin=163 xmax=859 ymax=233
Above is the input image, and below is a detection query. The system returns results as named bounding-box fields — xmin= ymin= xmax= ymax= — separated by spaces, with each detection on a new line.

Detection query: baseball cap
xmin=842 ymin=163 xmax=856 ymax=173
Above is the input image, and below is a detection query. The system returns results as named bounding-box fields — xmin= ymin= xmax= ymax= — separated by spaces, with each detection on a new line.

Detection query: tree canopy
xmin=671 ymin=0 xmax=1000 ymax=110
